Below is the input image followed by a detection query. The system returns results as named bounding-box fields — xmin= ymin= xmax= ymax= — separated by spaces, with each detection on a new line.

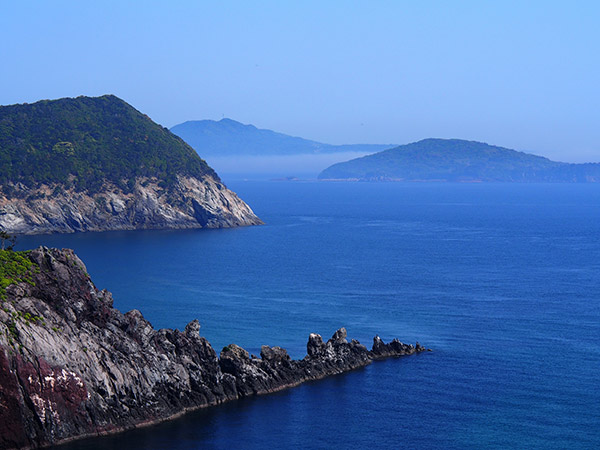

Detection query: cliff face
xmin=0 ymin=248 xmax=427 ymax=449
xmin=0 ymin=175 xmax=262 ymax=234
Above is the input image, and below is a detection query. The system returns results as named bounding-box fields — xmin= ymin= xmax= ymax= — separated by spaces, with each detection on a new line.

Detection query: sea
xmin=18 ymin=181 xmax=600 ymax=450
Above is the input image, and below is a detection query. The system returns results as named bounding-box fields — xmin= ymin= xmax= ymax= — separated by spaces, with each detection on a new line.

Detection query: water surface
xmin=20 ymin=181 xmax=599 ymax=449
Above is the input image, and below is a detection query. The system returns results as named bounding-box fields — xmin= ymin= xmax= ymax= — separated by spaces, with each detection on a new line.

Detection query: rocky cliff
xmin=0 ymin=175 xmax=262 ymax=234
xmin=0 ymin=247 xmax=427 ymax=449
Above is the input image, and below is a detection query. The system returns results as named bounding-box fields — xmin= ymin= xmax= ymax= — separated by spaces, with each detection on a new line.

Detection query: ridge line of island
xmin=0 ymin=247 xmax=430 ymax=449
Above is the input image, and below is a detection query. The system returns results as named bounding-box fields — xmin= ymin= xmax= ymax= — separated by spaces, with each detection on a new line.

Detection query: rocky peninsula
xmin=0 ymin=247 xmax=428 ymax=449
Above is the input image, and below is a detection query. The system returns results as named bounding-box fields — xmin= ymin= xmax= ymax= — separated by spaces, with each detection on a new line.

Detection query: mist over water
xmin=204 ymin=152 xmax=370 ymax=179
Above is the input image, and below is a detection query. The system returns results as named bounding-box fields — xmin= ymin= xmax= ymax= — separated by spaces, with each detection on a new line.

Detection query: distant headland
xmin=319 ymin=138 xmax=600 ymax=182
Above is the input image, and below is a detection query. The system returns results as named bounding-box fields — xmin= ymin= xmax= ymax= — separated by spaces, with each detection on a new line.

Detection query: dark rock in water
xmin=0 ymin=247 xmax=428 ymax=449
xmin=370 ymin=335 xmax=423 ymax=359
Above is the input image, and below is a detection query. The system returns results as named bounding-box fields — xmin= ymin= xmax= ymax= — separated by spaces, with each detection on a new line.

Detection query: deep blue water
xmin=20 ymin=181 xmax=600 ymax=449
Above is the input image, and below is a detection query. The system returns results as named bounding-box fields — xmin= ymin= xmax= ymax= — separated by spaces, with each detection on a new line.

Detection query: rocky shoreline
xmin=0 ymin=247 xmax=428 ymax=449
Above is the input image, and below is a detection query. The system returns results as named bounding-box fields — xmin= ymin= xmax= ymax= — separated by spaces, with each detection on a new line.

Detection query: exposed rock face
xmin=0 ymin=248 xmax=427 ymax=449
xmin=0 ymin=175 xmax=262 ymax=235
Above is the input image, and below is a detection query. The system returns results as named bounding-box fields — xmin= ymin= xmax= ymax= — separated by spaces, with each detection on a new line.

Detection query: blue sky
xmin=1 ymin=1 xmax=599 ymax=162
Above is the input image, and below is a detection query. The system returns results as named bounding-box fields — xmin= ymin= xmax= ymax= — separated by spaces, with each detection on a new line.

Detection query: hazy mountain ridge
xmin=170 ymin=119 xmax=394 ymax=156
xmin=319 ymin=138 xmax=600 ymax=182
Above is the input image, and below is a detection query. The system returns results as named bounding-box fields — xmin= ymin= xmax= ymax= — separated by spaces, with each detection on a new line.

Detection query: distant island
xmin=318 ymin=138 xmax=600 ymax=182
xmin=171 ymin=118 xmax=394 ymax=156
xmin=0 ymin=95 xmax=262 ymax=234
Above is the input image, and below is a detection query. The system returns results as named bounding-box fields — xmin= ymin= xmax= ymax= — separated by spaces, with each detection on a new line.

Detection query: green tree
xmin=0 ymin=230 xmax=16 ymax=251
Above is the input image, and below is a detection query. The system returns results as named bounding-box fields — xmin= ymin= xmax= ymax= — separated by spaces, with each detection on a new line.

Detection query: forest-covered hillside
xmin=0 ymin=95 xmax=217 ymax=193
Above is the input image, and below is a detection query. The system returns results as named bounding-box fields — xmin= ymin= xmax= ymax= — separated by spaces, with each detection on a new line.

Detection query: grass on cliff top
xmin=0 ymin=250 xmax=36 ymax=300
xmin=1 ymin=250 xmax=45 ymax=350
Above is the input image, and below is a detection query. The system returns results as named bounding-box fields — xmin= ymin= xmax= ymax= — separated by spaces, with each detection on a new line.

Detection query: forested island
xmin=319 ymin=139 xmax=600 ymax=182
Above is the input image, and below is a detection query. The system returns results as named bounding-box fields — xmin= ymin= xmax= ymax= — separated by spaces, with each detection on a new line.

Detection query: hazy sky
xmin=1 ymin=1 xmax=599 ymax=162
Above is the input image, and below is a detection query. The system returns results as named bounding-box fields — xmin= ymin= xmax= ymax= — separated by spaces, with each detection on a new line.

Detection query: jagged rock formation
xmin=0 ymin=248 xmax=428 ymax=449
xmin=0 ymin=95 xmax=262 ymax=234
